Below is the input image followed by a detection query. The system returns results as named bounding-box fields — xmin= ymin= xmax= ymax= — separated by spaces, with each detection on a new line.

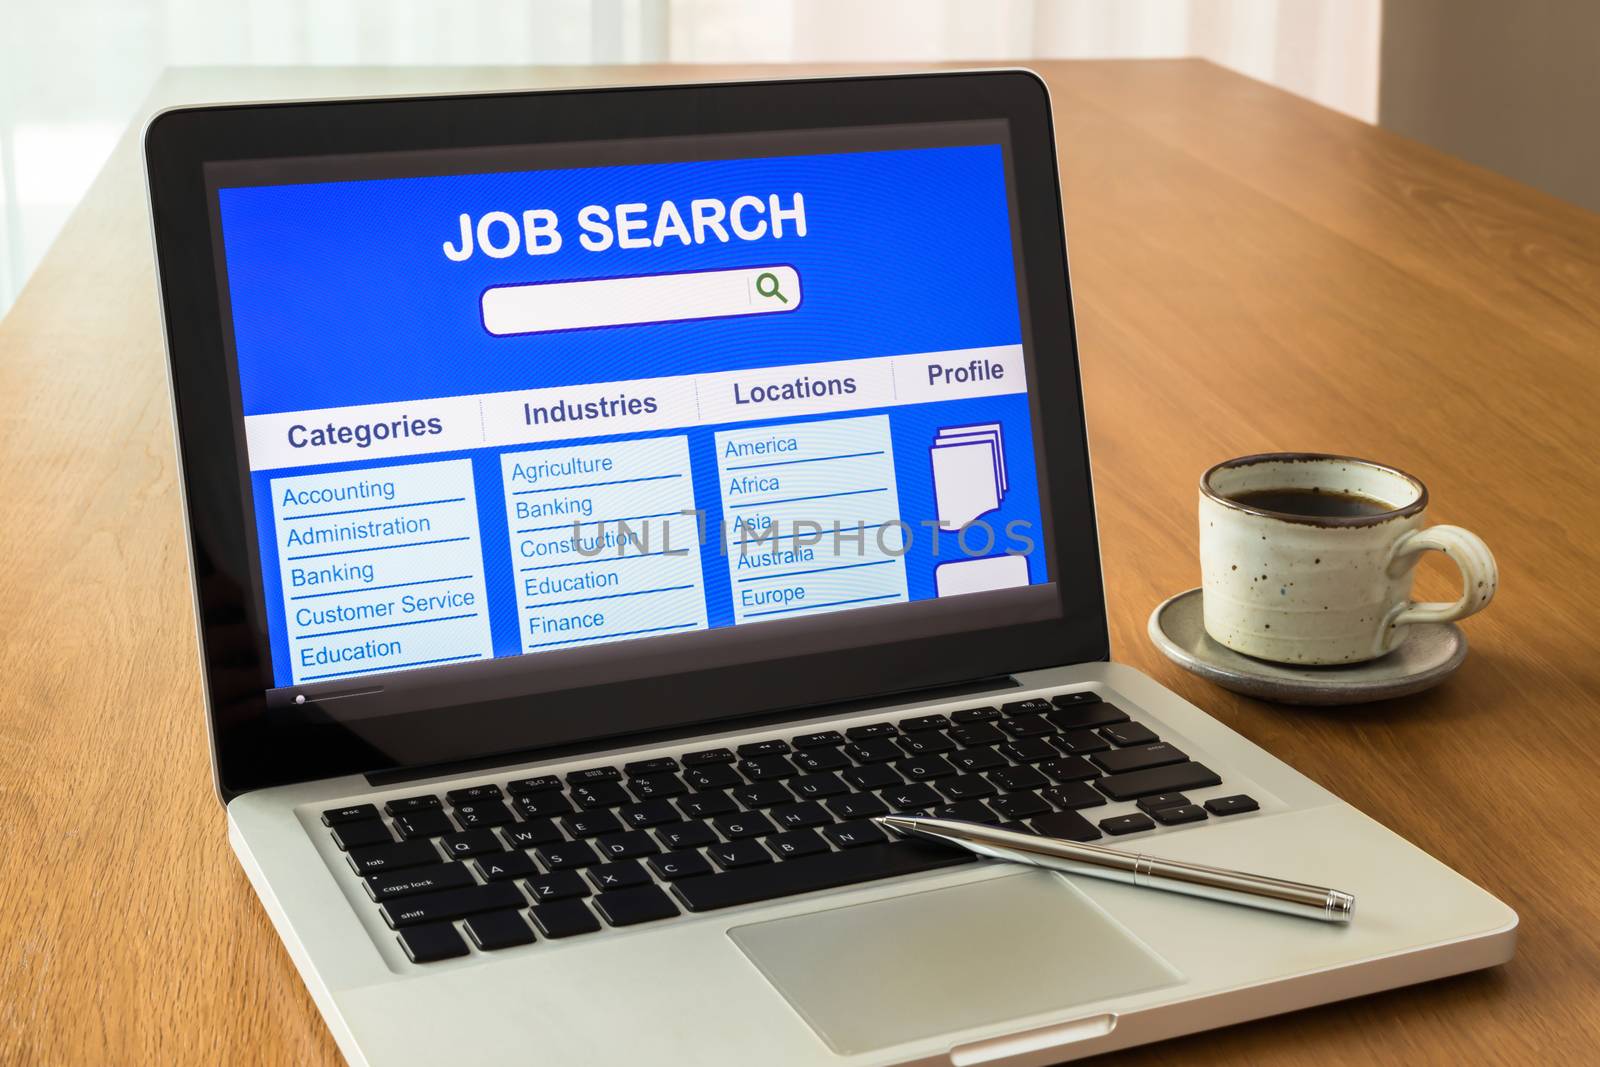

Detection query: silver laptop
xmin=145 ymin=71 xmax=1515 ymax=1065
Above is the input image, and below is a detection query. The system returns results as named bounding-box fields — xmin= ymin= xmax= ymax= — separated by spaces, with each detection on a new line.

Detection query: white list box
xmin=271 ymin=458 xmax=494 ymax=685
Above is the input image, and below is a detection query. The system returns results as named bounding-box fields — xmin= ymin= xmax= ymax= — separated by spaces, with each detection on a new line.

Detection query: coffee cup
xmin=1198 ymin=453 xmax=1496 ymax=665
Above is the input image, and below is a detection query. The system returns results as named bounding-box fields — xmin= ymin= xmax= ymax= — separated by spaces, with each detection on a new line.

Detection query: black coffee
xmin=1228 ymin=487 xmax=1393 ymax=518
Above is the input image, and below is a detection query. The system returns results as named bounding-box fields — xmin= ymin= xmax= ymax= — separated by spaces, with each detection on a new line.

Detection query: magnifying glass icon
xmin=755 ymin=271 xmax=789 ymax=304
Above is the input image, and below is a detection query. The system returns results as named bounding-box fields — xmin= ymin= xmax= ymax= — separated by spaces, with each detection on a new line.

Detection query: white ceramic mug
xmin=1198 ymin=453 xmax=1497 ymax=665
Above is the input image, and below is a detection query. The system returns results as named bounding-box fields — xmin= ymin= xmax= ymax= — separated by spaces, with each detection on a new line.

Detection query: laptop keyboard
xmin=318 ymin=691 xmax=1260 ymax=963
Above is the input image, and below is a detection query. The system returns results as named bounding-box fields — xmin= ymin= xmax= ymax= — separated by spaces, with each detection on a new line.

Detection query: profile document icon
xmin=930 ymin=423 xmax=1031 ymax=597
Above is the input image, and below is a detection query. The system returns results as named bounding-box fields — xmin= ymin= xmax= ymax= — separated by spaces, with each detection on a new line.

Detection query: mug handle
xmin=1386 ymin=524 xmax=1498 ymax=627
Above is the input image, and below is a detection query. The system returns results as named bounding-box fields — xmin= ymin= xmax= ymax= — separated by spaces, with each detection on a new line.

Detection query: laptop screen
xmin=208 ymin=121 xmax=1056 ymax=699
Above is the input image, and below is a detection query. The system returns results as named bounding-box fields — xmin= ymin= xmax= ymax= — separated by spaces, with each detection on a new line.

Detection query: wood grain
xmin=2 ymin=60 xmax=1597 ymax=1065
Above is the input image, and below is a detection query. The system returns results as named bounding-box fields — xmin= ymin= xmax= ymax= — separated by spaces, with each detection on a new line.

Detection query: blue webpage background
xmin=216 ymin=143 xmax=1046 ymax=687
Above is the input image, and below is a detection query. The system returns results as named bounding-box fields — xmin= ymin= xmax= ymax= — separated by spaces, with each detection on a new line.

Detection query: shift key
xmin=1095 ymin=762 xmax=1222 ymax=802
xmin=379 ymin=883 xmax=526 ymax=928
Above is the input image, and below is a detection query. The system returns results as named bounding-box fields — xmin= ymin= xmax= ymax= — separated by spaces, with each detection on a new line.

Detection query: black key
xmin=1101 ymin=722 xmax=1159 ymax=747
xmin=624 ymin=757 xmax=678 ymax=777
xmin=767 ymin=829 xmax=830 ymax=859
xmin=949 ymin=746 xmax=1008 ymax=773
xmin=898 ymin=732 xmax=956 ymax=756
xmin=673 ymin=841 xmax=975 ymax=912
xmin=843 ymin=737 xmax=902 ymax=764
xmin=989 ymin=792 xmax=1051 ymax=821
xmin=379 ymin=883 xmax=525 ymax=928
xmin=791 ymin=747 xmax=850 ymax=773
xmin=826 ymin=792 xmax=889 ymax=819
xmin=987 ymin=765 xmax=1047 ymax=792
xmin=647 ymin=850 xmax=713 ymax=880
xmin=588 ymin=859 xmax=652 ymax=891
xmin=384 ymin=794 xmax=443 ymax=815
xmin=1051 ymin=691 xmax=1102 ymax=708
xmin=793 ymin=730 xmax=846 ymax=749
xmin=525 ymin=869 xmax=590 ymax=902
xmin=1099 ymin=813 xmax=1156 ymax=836
xmin=1136 ymin=793 xmax=1191 ymax=814
xmin=347 ymin=840 xmax=441 ymax=876
xmin=936 ymin=774 xmax=997 ymax=801
xmin=841 ymin=763 xmax=902 ymax=791
xmin=950 ymin=706 xmax=1001 ymax=723
xmin=1151 ymin=804 xmax=1208 ymax=826
xmin=733 ymin=781 xmax=794 ymax=808
xmin=595 ymin=830 xmax=659 ymax=860
xmin=882 ymin=782 xmax=942 ymax=811
xmin=948 ymin=722 xmax=1004 ymax=746
xmin=619 ymin=799 xmax=679 ymax=829
xmin=453 ymin=800 xmax=514 ymax=829
xmin=446 ymin=784 xmax=503 ymax=804
xmin=684 ymin=764 xmax=741 ymax=791
xmin=894 ymin=755 xmax=957 ymax=781
xmin=712 ymin=812 xmax=776 ymax=839
xmin=594 ymin=884 xmax=678 ymax=927
xmin=392 ymin=809 xmax=454 ymax=840
xmin=655 ymin=821 xmax=717 ymax=850
xmin=464 ymin=910 xmax=535 ymax=950
xmin=737 ymin=739 xmax=791 ymax=758
xmin=998 ymin=738 xmax=1057 ymax=764
xmin=845 ymin=722 xmax=897 ymax=740
xmin=789 ymin=772 xmax=849 ymax=799
xmin=1092 ymin=743 xmax=1189 ymax=775
xmin=681 ymin=747 xmax=736 ymax=766
xmin=500 ymin=819 xmax=563 ymax=850
xmin=628 ymin=773 xmax=687 ymax=801
xmin=1043 ymin=781 xmax=1107 ymax=809
xmin=740 ymin=755 xmax=797 ymax=780
xmin=507 ymin=775 xmax=561 ymax=795
xmin=998 ymin=715 xmax=1054 ymax=738
xmin=566 ymin=766 xmax=622 ymax=785
xmin=677 ymin=790 xmax=737 ymax=819
xmin=1097 ymin=762 xmax=1222 ymax=802
xmin=822 ymin=819 xmax=888 ymax=849
xmin=1205 ymin=794 xmax=1260 ymax=817
xmin=562 ymin=810 xmax=623 ymax=838
xmin=330 ymin=820 xmax=394 ymax=851
xmin=535 ymin=840 xmax=600 ymax=870
xmin=1046 ymin=703 xmax=1129 ymax=731
xmin=899 ymin=714 xmax=950 ymax=732
xmin=932 ymin=800 xmax=999 ymax=824
xmin=1053 ymin=730 xmax=1110 ymax=755
xmin=529 ymin=899 xmax=601 ymax=938
xmin=440 ymin=829 xmax=507 ymax=859
xmin=1038 ymin=757 xmax=1099 ymax=783
xmin=398 ymin=922 xmax=469 ymax=963
xmin=771 ymin=801 xmax=832 ymax=829
xmin=472 ymin=851 xmax=537 ymax=882
xmin=366 ymin=862 xmax=475 ymax=901
xmin=1031 ymin=810 xmax=1101 ymax=841
xmin=515 ymin=791 xmax=573 ymax=818
xmin=1001 ymin=698 xmax=1053 ymax=716
xmin=571 ymin=781 xmax=629 ymax=809
xmin=322 ymin=803 xmax=379 ymax=826
xmin=709 ymin=840 xmax=772 ymax=870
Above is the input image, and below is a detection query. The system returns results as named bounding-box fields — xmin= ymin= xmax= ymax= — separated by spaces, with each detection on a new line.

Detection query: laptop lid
xmin=145 ymin=71 xmax=1106 ymax=799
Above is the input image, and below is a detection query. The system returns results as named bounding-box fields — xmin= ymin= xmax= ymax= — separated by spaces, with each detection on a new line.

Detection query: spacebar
xmin=671 ymin=842 xmax=976 ymax=912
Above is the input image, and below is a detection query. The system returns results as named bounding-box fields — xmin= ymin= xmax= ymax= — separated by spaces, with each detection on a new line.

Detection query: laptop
xmin=145 ymin=71 xmax=1516 ymax=1065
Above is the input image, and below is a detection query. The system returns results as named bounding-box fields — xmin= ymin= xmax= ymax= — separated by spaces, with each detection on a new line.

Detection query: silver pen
xmin=874 ymin=815 xmax=1355 ymax=923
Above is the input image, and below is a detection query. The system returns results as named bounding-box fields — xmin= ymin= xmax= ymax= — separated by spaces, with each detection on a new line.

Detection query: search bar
xmin=481 ymin=266 xmax=801 ymax=336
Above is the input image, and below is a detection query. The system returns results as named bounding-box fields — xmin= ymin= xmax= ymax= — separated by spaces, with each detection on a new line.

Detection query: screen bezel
xmin=145 ymin=70 xmax=1108 ymax=800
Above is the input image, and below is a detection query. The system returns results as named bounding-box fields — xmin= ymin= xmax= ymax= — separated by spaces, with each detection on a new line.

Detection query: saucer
xmin=1147 ymin=588 xmax=1467 ymax=705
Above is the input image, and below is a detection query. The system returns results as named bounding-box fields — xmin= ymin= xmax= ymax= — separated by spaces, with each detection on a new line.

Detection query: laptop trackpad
xmin=727 ymin=871 xmax=1180 ymax=1055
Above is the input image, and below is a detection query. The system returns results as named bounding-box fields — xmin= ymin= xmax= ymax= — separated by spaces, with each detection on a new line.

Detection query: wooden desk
xmin=3 ymin=61 xmax=1597 ymax=1064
